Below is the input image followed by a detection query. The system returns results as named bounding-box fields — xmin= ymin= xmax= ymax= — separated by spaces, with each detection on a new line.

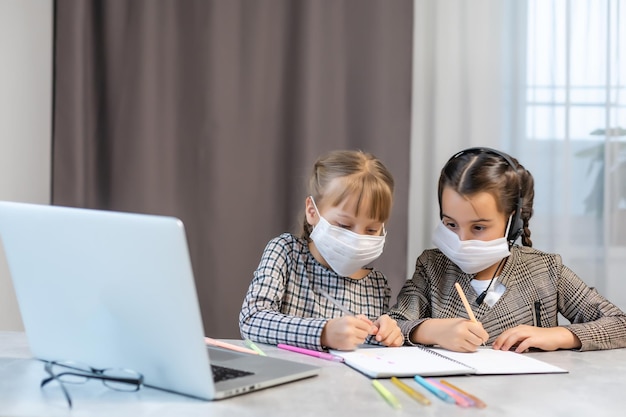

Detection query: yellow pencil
xmin=391 ymin=377 xmax=431 ymax=405
xmin=372 ymin=379 xmax=402 ymax=409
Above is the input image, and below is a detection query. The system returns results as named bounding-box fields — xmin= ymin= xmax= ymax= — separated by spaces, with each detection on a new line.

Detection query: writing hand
xmin=413 ymin=318 xmax=489 ymax=352
xmin=321 ymin=315 xmax=376 ymax=351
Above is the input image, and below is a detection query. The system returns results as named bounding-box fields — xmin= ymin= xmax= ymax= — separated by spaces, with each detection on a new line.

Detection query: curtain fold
xmin=410 ymin=0 xmax=626 ymax=312
xmin=520 ymin=0 xmax=626 ymax=309
xmin=409 ymin=0 xmax=524 ymax=268
xmin=53 ymin=0 xmax=412 ymax=337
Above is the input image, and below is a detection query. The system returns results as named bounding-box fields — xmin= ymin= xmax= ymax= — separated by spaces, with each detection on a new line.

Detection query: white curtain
xmin=409 ymin=0 xmax=626 ymax=310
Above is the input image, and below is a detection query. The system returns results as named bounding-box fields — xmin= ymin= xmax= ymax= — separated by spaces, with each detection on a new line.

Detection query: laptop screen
xmin=0 ymin=201 xmax=216 ymax=399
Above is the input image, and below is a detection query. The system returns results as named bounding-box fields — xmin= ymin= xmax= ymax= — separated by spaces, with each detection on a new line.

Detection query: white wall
xmin=0 ymin=0 xmax=53 ymax=330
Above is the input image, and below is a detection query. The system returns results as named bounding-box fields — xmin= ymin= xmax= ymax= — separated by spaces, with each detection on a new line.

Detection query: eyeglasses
xmin=40 ymin=360 xmax=144 ymax=408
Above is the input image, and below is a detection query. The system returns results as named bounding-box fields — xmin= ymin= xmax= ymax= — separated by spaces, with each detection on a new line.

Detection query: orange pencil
xmin=440 ymin=379 xmax=487 ymax=409
xmin=205 ymin=337 xmax=259 ymax=355
xmin=454 ymin=282 xmax=477 ymax=322
xmin=454 ymin=282 xmax=486 ymax=346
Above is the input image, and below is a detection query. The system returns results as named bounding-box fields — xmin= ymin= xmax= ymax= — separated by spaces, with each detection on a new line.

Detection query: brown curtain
xmin=53 ymin=0 xmax=413 ymax=338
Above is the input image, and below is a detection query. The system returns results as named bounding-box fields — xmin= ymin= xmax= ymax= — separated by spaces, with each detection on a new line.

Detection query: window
xmin=526 ymin=0 xmax=626 ymax=225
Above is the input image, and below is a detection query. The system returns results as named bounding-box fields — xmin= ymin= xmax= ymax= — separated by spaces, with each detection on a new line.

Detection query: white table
xmin=0 ymin=331 xmax=624 ymax=417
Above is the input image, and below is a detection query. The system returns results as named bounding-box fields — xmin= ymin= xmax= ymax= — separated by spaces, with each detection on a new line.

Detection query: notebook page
xmin=429 ymin=347 xmax=568 ymax=375
xmin=329 ymin=346 xmax=474 ymax=378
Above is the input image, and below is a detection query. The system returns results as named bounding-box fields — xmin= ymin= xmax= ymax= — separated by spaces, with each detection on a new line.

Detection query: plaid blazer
xmin=239 ymin=233 xmax=391 ymax=351
xmin=389 ymin=246 xmax=626 ymax=351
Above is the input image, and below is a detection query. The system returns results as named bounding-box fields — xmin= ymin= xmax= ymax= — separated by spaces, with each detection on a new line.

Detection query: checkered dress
xmin=239 ymin=233 xmax=391 ymax=351
xmin=388 ymin=246 xmax=626 ymax=351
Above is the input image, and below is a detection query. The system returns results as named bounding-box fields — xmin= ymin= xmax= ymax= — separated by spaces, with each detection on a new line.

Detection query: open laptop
xmin=0 ymin=201 xmax=319 ymax=400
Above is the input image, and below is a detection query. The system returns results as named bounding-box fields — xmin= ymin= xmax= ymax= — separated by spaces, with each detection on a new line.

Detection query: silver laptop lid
xmin=0 ymin=201 xmax=216 ymax=399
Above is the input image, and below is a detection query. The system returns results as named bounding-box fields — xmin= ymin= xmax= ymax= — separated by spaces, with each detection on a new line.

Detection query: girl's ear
xmin=304 ymin=196 xmax=318 ymax=226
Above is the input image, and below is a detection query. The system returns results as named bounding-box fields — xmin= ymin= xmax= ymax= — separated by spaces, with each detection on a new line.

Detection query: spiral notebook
xmin=329 ymin=346 xmax=568 ymax=378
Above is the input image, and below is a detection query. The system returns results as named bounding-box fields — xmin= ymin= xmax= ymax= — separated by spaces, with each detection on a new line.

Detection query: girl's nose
xmin=354 ymin=227 xmax=368 ymax=235
xmin=457 ymin=229 xmax=469 ymax=241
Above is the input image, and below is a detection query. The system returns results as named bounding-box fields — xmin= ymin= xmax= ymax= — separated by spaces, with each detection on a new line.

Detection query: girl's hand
xmin=321 ymin=315 xmax=377 ymax=351
xmin=492 ymin=325 xmax=581 ymax=352
xmin=372 ymin=314 xmax=403 ymax=347
xmin=412 ymin=318 xmax=489 ymax=352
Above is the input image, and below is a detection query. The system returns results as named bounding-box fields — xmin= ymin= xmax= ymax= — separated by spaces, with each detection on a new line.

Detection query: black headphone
xmin=445 ymin=147 xmax=524 ymax=247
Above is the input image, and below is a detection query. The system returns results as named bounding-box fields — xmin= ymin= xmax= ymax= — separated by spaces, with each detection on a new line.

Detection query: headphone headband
xmin=446 ymin=147 xmax=524 ymax=246
xmin=449 ymin=147 xmax=519 ymax=173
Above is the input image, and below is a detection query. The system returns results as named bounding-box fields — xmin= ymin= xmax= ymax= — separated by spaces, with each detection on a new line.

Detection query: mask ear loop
xmin=503 ymin=214 xmax=515 ymax=249
xmin=309 ymin=196 xmax=321 ymax=218
xmin=504 ymin=214 xmax=512 ymax=239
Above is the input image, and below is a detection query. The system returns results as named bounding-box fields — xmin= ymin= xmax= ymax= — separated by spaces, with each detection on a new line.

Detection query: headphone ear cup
xmin=507 ymin=208 xmax=524 ymax=244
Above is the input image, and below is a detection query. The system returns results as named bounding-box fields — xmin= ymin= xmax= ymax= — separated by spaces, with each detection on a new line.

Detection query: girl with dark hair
xmin=389 ymin=148 xmax=626 ymax=353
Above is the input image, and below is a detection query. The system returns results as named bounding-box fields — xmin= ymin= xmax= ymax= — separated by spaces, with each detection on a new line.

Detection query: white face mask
xmin=432 ymin=221 xmax=511 ymax=274
xmin=309 ymin=198 xmax=386 ymax=277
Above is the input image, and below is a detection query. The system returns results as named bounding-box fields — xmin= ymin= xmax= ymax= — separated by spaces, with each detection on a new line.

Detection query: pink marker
xmin=277 ymin=344 xmax=344 ymax=362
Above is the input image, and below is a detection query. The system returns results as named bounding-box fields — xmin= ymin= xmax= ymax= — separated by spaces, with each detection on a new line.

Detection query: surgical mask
xmin=309 ymin=198 xmax=386 ymax=277
xmin=432 ymin=221 xmax=511 ymax=274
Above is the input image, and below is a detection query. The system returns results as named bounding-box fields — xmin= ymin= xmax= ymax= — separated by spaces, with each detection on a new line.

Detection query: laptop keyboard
xmin=211 ymin=364 xmax=254 ymax=383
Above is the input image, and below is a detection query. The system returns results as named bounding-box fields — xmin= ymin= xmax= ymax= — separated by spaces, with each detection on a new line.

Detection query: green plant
xmin=576 ymin=135 xmax=626 ymax=216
